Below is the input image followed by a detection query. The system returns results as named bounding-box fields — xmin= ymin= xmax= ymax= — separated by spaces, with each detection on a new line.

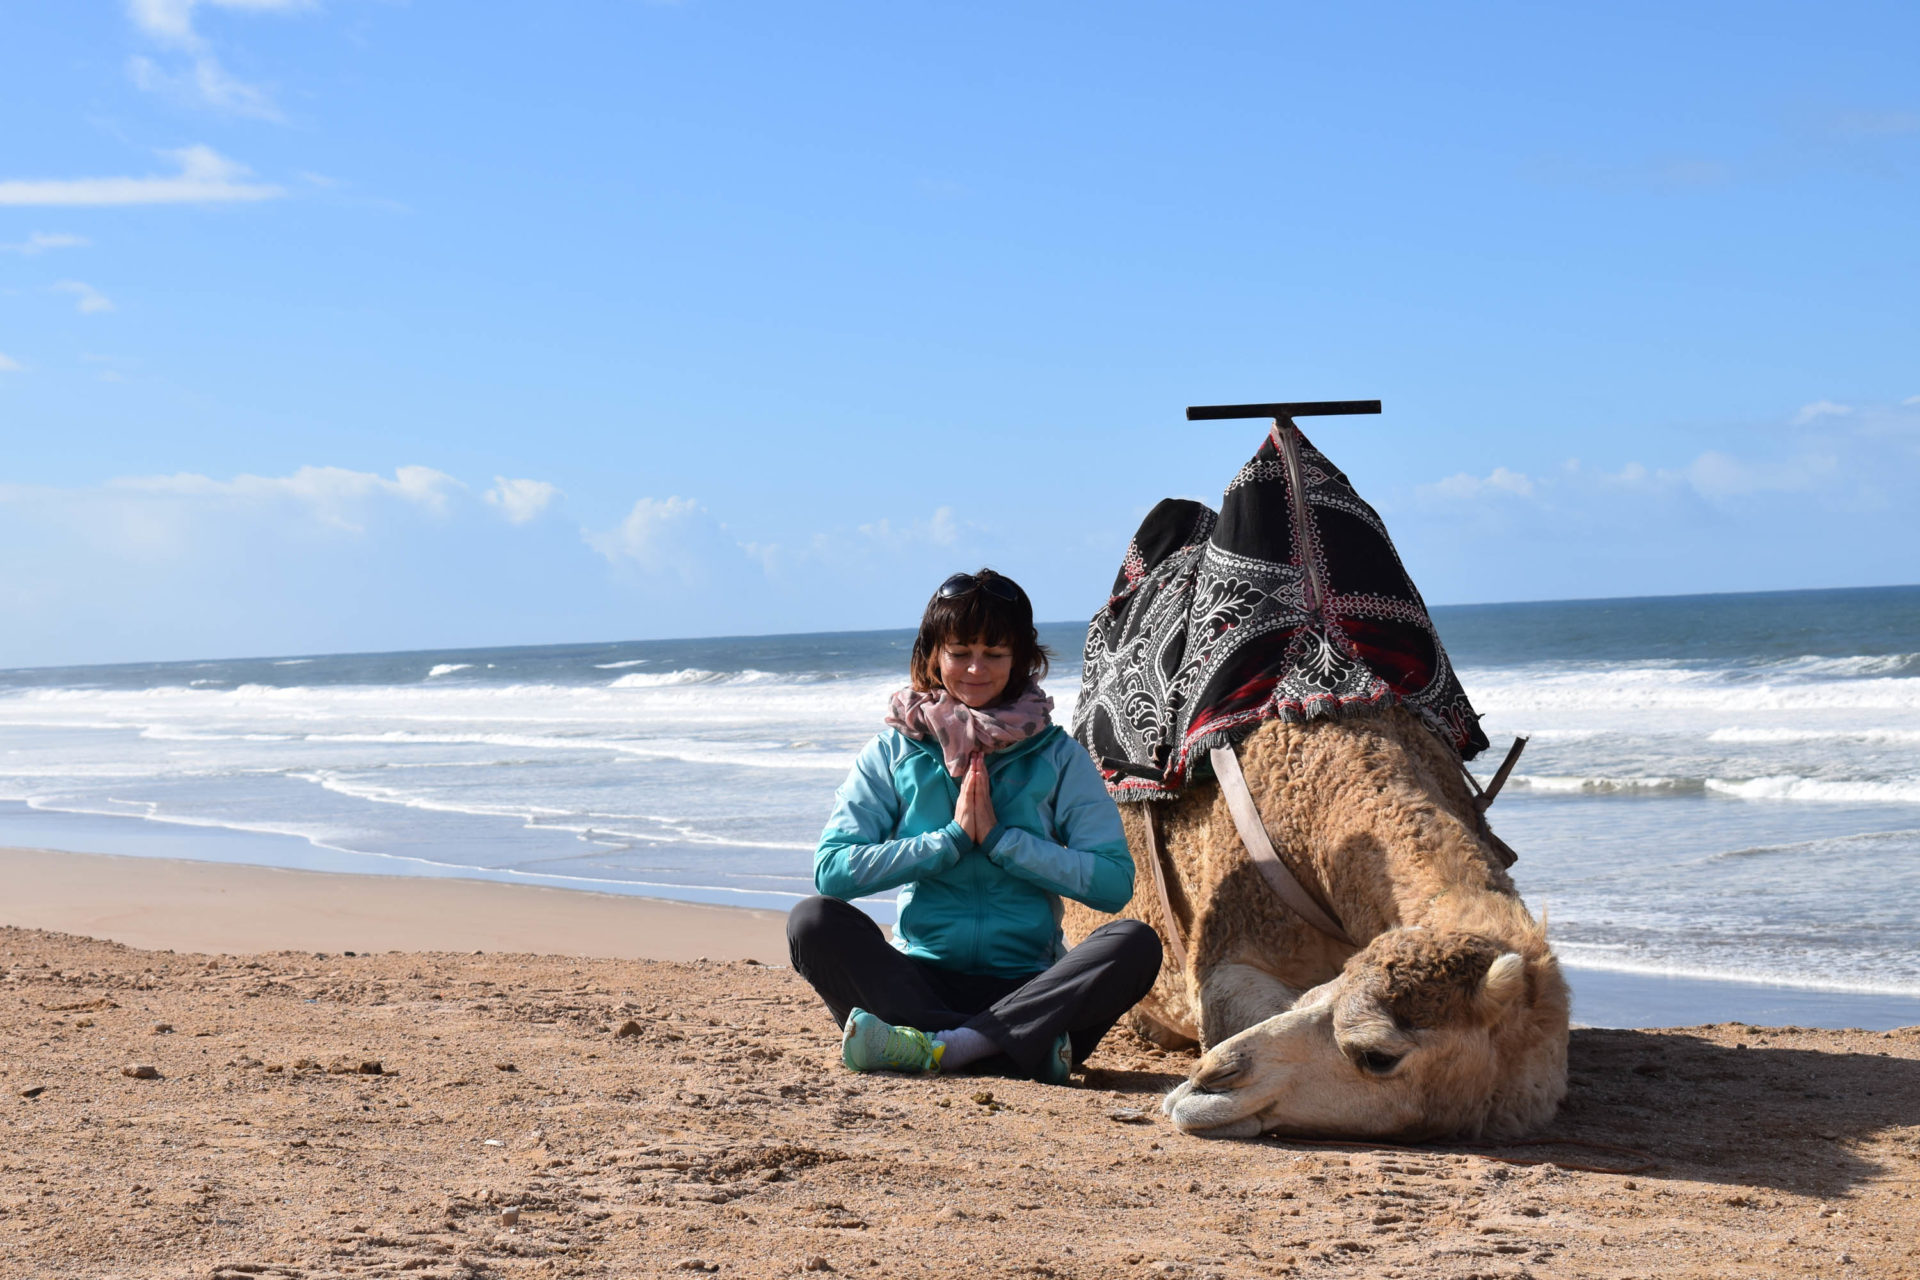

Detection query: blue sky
xmin=2 ymin=2 xmax=1916 ymax=667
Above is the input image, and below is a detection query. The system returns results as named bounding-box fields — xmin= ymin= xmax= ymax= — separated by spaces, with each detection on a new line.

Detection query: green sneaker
xmin=1040 ymin=1031 xmax=1073 ymax=1085
xmin=841 ymin=1008 xmax=942 ymax=1074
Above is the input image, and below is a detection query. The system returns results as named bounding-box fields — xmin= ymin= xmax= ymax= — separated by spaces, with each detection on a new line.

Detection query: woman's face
xmin=937 ymin=636 xmax=1014 ymax=709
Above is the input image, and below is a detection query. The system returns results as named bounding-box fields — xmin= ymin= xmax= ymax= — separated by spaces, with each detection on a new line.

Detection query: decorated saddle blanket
xmin=1073 ymin=422 xmax=1489 ymax=800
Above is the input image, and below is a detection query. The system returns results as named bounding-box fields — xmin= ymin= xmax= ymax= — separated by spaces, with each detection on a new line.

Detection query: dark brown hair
xmin=910 ymin=568 xmax=1051 ymax=702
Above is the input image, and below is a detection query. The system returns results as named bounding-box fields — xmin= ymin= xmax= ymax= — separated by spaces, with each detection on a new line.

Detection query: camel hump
xmin=1076 ymin=423 xmax=1488 ymax=801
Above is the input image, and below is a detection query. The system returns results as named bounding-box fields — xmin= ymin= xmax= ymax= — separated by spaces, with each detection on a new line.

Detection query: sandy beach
xmin=5 ymin=847 xmax=1920 ymax=1279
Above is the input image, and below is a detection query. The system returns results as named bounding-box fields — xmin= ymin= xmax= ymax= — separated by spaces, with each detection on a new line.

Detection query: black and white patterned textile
xmin=1073 ymin=422 xmax=1489 ymax=800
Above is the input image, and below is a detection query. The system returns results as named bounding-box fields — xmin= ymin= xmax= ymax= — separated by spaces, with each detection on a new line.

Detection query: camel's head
xmin=1163 ymin=926 xmax=1570 ymax=1142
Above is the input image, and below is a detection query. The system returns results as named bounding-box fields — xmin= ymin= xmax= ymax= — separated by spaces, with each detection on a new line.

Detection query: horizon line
xmin=3 ymin=580 xmax=1914 ymax=677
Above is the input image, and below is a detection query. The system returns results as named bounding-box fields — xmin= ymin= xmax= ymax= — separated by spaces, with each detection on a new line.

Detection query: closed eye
xmin=1356 ymin=1049 xmax=1405 ymax=1076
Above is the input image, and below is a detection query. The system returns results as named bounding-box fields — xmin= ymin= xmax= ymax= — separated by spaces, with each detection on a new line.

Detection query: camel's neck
xmin=1244 ymin=709 xmax=1524 ymax=947
xmin=1328 ymin=815 xmax=1522 ymax=946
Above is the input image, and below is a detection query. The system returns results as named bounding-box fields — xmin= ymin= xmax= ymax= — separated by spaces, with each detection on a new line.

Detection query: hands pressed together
xmin=954 ymin=750 xmax=997 ymax=845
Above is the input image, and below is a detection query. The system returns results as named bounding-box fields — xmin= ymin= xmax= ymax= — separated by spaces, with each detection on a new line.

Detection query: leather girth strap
xmin=1139 ymin=804 xmax=1202 ymax=1044
xmin=1141 ymin=805 xmax=1189 ymax=975
xmin=1210 ymin=743 xmax=1358 ymax=949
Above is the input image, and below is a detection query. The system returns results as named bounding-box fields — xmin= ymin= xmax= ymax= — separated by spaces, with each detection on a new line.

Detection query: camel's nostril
xmin=1193 ymin=1056 xmax=1245 ymax=1090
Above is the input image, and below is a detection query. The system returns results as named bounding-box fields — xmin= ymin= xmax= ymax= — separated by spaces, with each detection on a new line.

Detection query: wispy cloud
xmin=125 ymin=0 xmax=311 ymax=120
xmin=1680 ymin=450 xmax=1839 ymax=501
xmin=1417 ymin=466 xmax=1537 ymax=503
xmin=0 ymin=232 xmax=89 ymax=255
xmin=585 ymin=496 xmax=752 ymax=583
xmin=1522 ymin=153 xmax=1736 ymax=193
xmin=855 ymin=505 xmax=961 ymax=548
xmin=0 ymin=353 xmax=24 ymax=373
xmin=1821 ymin=109 xmax=1920 ymax=141
xmin=108 ymin=464 xmax=463 ymax=531
xmin=1413 ymin=397 xmax=1917 ymax=520
xmin=1793 ymin=399 xmax=1852 ymax=425
xmin=52 ymin=281 xmax=115 ymax=314
xmin=483 ymin=477 xmax=560 ymax=524
xmin=0 ymin=145 xmax=284 ymax=207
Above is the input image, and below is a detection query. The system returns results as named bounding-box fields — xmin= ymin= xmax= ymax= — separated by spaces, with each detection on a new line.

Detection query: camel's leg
xmin=1197 ymin=960 xmax=1303 ymax=1048
xmin=1128 ymin=1007 xmax=1199 ymax=1051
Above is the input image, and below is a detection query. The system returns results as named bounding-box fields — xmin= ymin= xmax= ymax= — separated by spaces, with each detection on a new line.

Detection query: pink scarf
xmin=885 ymin=683 xmax=1055 ymax=778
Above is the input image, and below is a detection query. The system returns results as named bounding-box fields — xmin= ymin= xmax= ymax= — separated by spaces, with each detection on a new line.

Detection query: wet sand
xmin=1 ymin=847 xmax=791 ymax=963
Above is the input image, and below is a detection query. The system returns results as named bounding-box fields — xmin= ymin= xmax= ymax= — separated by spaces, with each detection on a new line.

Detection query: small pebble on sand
xmin=499 ymin=1206 xmax=520 ymax=1226
xmin=19 ymin=1085 xmax=47 ymax=1098
xmin=803 ymin=1258 xmax=833 ymax=1272
xmin=616 ymin=1020 xmax=644 ymax=1038
xmin=151 ymin=1023 xmax=173 ymax=1035
xmin=122 ymin=1064 xmax=160 ymax=1079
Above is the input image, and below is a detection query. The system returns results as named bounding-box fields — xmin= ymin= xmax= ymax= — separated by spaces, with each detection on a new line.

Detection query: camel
xmin=1062 ymin=702 xmax=1570 ymax=1142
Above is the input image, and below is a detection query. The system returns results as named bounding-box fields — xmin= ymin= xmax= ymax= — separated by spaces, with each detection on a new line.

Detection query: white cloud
xmin=1903 ymin=395 xmax=1920 ymax=407
xmin=0 ymin=465 xmax=471 ymax=575
xmin=1793 ymin=399 xmax=1853 ymax=425
xmin=1418 ymin=466 xmax=1537 ymax=502
xmin=0 ymin=353 xmax=24 ymax=373
xmin=856 ymin=504 xmax=962 ymax=548
xmin=0 ymin=232 xmax=88 ymax=255
xmin=1412 ymin=398 xmax=1918 ymax=527
xmin=1683 ymin=450 xmax=1837 ymax=501
xmin=125 ymin=0 xmax=311 ymax=120
xmin=484 ymin=477 xmax=560 ymax=524
xmin=1825 ymin=109 xmax=1920 ymax=140
xmin=0 ymin=145 xmax=283 ymax=207
xmin=53 ymin=281 xmax=115 ymax=315
xmin=110 ymin=464 xmax=463 ymax=530
xmin=585 ymin=496 xmax=746 ymax=582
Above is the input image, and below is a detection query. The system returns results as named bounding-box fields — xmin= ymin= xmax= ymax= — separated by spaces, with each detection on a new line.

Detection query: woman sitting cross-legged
xmin=787 ymin=568 xmax=1161 ymax=1083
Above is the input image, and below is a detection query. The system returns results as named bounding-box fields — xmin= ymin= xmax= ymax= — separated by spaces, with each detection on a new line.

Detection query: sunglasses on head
xmin=937 ymin=572 xmax=1022 ymax=603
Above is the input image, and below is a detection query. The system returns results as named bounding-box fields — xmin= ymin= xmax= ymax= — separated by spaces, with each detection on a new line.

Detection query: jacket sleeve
xmin=981 ymin=743 xmax=1134 ymax=912
xmin=814 ymin=735 xmax=971 ymax=900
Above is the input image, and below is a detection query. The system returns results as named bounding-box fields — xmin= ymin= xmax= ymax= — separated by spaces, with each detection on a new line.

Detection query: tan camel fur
xmin=1062 ymin=704 xmax=1569 ymax=1141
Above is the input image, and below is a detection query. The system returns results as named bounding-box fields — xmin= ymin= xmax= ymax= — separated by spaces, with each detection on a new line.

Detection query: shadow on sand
xmin=1546 ymin=1026 xmax=1920 ymax=1194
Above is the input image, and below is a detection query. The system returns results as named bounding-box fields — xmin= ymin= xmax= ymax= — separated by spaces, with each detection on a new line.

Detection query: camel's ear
xmin=1478 ymin=952 xmax=1528 ymax=1016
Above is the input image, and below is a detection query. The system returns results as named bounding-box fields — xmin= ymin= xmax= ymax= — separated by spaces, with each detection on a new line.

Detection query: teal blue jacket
xmin=815 ymin=725 xmax=1134 ymax=977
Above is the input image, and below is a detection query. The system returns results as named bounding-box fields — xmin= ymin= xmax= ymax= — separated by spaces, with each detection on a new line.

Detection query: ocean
xmin=3 ymin=584 xmax=1917 ymax=1027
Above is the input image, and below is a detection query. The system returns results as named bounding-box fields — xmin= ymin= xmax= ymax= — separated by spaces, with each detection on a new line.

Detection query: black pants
xmin=786 ymin=894 xmax=1161 ymax=1076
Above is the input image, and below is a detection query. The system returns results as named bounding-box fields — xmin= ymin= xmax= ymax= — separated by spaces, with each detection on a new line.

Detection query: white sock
xmin=933 ymin=1026 xmax=998 ymax=1071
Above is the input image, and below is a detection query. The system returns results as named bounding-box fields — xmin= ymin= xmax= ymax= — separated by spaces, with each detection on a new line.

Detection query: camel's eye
xmin=1357 ymin=1049 xmax=1404 ymax=1076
